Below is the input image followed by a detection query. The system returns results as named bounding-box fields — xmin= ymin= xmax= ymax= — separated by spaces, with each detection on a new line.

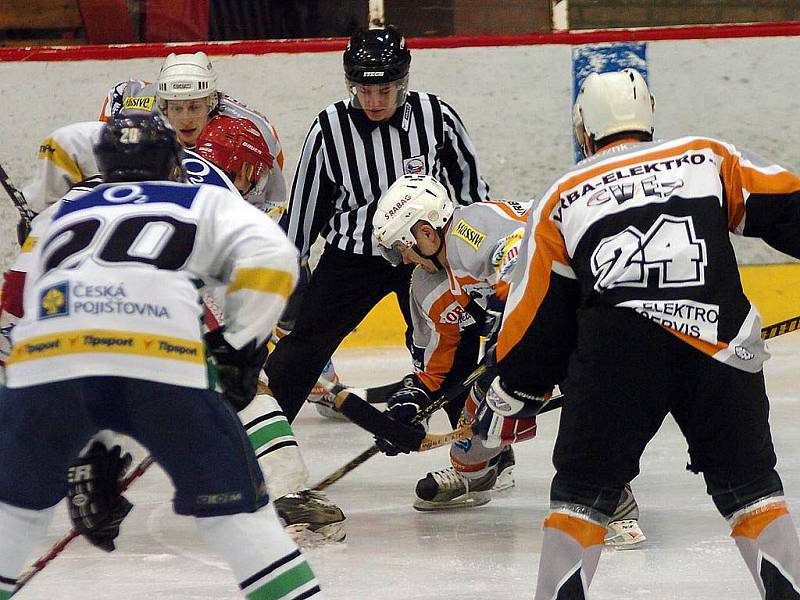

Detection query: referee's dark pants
xmin=266 ymin=244 xmax=415 ymax=422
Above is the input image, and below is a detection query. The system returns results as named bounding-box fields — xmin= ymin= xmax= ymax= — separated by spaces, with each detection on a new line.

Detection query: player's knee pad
xmin=551 ymin=472 xmax=625 ymax=520
xmin=706 ymin=469 xmax=784 ymax=519
xmin=449 ymin=435 xmax=502 ymax=479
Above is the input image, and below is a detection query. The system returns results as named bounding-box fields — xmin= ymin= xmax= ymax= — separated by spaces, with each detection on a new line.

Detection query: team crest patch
xmin=403 ymin=155 xmax=426 ymax=175
xmin=451 ymin=219 xmax=486 ymax=250
xmin=123 ymin=95 xmax=155 ymax=112
xmin=39 ymin=282 xmax=69 ymax=319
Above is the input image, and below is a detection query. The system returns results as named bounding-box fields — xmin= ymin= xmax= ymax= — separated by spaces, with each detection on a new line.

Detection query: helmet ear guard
xmin=372 ymin=174 xmax=454 ymax=257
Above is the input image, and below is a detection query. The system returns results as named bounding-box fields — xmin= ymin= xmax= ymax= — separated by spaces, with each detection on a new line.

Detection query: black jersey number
xmin=43 ymin=215 xmax=197 ymax=273
xmin=591 ymin=215 xmax=707 ymax=292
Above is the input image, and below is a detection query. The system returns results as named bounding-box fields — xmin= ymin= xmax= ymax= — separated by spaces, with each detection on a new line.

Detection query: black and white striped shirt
xmin=285 ymin=91 xmax=490 ymax=258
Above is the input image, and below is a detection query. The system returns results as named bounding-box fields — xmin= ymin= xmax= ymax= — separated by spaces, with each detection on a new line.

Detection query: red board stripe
xmin=2 ymin=21 xmax=800 ymax=62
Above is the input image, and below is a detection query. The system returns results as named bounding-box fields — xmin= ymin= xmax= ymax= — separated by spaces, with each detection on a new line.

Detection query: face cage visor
xmin=346 ymin=75 xmax=409 ymax=109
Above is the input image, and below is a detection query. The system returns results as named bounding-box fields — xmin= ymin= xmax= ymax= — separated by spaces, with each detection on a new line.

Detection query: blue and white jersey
xmin=6 ymin=180 xmax=299 ymax=389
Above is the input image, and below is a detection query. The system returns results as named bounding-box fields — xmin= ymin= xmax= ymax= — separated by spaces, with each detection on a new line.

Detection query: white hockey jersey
xmin=5 ymin=181 xmax=299 ymax=390
xmin=21 ymin=120 xmax=239 ymax=213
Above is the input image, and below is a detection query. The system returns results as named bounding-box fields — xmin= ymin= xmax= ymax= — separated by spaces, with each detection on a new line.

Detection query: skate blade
xmin=491 ymin=470 xmax=515 ymax=493
xmin=413 ymin=491 xmax=492 ymax=512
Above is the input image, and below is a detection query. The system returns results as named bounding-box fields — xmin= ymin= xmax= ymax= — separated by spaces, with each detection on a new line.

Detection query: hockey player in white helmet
xmin=476 ymin=68 xmax=800 ymax=597
xmin=373 ymin=174 xmax=645 ymax=547
xmin=156 ymin=51 xmax=346 ymax=418
xmin=154 ymin=51 xmax=287 ymax=218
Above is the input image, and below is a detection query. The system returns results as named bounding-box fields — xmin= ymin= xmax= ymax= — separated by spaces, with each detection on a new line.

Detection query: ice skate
xmin=273 ymin=489 xmax=346 ymax=546
xmin=491 ymin=446 xmax=515 ymax=493
xmin=605 ymin=519 xmax=646 ymax=548
xmin=413 ymin=466 xmax=497 ymax=511
xmin=309 ymin=359 xmax=349 ymax=421
xmin=604 ymin=483 xmax=646 ymax=549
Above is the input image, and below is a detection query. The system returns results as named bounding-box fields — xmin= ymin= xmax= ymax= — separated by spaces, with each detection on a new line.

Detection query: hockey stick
xmin=312 ymin=364 xmax=491 ymax=489
xmin=13 ymin=455 xmax=156 ymax=595
xmin=313 ymin=312 xmax=800 ymax=489
xmin=761 ymin=314 xmax=800 ymax=340
xmin=0 ymin=162 xmax=35 ymax=229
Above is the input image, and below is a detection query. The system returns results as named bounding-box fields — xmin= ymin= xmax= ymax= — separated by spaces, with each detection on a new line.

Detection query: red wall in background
xmin=145 ymin=0 xmax=209 ymax=43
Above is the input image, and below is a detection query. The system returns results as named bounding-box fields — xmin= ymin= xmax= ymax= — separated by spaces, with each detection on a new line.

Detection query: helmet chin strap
xmin=414 ymin=229 xmax=445 ymax=270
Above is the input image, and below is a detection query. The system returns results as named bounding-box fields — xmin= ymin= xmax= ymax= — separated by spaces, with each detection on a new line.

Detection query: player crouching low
xmin=371 ymin=174 xmax=645 ymax=548
xmin=0 ymin=115 xmax=322 ymax=599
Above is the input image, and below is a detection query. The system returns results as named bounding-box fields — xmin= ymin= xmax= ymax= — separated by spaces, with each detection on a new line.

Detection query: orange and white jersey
xmin=5 ymin=181 xmax=298 ymax=390
xmin=498 ymin=135 xmax=800 ymax=382
xmin=410 ymin=200 xmax=529 ymax=392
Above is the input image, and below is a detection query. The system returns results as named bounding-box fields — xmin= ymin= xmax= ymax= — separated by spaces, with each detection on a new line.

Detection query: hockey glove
xmin=473 ymin=377 xmax=545 ymax=448
xmin=375 ymin=374 xmax=431 ymax=455
xmin=16 ymin=216 xmax=32 ymax=247
xmin=67 ymin=442 xmax=134 ymax=552
xmin=205 ymin=327 xmax=268 ymax=411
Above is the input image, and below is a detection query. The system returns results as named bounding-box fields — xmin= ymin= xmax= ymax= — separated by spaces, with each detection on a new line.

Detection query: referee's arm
xmin=439 ymin=99 xmax=490 ymax=205
xmin=284 ymin=118 xmax=335 ymax=259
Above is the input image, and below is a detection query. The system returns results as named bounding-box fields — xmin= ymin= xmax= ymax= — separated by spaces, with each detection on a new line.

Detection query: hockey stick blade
xmin=13 ymin=455 xmax=156 ymax=595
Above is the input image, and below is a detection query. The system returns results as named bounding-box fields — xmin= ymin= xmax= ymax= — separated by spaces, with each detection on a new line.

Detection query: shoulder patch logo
xmin=452 ymin=219 xmax=485 ymax=250
xmin=39 ymin=282 xmax=69 ymax=319
xmin=403 ymin=154 xmax=426 ymax=175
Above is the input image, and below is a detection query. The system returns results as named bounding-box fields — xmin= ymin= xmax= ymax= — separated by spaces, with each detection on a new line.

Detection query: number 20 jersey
xmin=499 ymin=136 xmax=800 ymax=376
xmin=5 ymin=181 xmax=298 ymax=389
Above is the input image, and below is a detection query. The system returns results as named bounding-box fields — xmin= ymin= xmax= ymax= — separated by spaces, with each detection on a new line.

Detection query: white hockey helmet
xmin=156 ymin=52 xmax=218 ymax=113
xmin=573 ymin=68 xmax=655 ymax=154
xmin=373 ymin=174 xmax=454 ymax=253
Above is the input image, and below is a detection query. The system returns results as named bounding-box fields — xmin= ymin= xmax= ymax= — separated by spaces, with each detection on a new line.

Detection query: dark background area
xmin=1 ymin=0 xmax=799 ymax=46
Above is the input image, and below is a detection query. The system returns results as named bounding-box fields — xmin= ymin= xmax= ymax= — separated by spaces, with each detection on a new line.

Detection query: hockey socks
xmin=0 ymin=501 xmax=55 ymax=597
xmin=730 ymin=498 xmax=800 ymax=598
xmin=240 ymin=393 xmax=310 ymax=499
xmin=195 ymin=505 xmax=321 ymax=599
xmin=534 ymin=509 xmax=606 ymax=599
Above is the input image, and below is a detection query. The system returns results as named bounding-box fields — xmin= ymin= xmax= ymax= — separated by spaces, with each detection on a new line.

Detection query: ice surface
xmin=12 ymin=337 xmax=800 ymax=599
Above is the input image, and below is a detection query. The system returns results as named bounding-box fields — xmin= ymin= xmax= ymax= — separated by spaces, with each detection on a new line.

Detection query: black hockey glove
xmin=66 ymin=442 xmax=134 ymax=552
xmin=16 ymin=217 xmax=32 ymax=247
xmin=375 ymin=374 xmax=431 ymax=455
xmin=205 ymin=327 xmax=268 ymax=411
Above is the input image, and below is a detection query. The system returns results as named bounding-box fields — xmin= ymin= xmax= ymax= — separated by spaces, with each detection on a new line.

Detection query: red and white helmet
xmin=195 ymin=115 xmax=274 ymax=193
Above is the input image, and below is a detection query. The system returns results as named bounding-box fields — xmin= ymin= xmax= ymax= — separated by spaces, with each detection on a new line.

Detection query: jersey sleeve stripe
xmin=38 ymin=137 xmax=83 ymax=183
xmin=497 ymin=192 xmax=570 ymax=361
xmin=228 ymin=267 xmax=295 ymax=299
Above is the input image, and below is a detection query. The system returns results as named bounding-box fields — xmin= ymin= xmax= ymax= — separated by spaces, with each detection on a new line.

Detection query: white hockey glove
xmin=473 ymin=377 xmax=545 ymax=448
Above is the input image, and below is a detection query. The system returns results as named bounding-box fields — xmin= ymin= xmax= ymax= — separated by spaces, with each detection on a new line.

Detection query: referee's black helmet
xmin=343 ymin=27 xmax=411 ymax=85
